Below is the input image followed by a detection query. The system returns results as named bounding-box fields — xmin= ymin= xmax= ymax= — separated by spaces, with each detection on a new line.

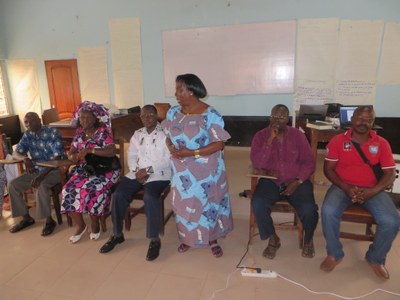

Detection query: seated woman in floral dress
xmin=61 ymin=101 xmax=120 ymax=243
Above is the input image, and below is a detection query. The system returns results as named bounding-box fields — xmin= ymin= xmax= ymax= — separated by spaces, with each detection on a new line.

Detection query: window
xmin=0 ymin=62 xmax=10 ymax=116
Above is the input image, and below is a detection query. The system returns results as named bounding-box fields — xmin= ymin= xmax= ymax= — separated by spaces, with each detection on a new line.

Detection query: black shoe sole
xmin=99 ymin=237 xmax=125 ymax=253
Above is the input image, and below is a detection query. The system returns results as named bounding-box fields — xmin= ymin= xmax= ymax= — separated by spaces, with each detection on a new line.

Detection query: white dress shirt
xmin=125 ymin=124 xmax=171 ymax=183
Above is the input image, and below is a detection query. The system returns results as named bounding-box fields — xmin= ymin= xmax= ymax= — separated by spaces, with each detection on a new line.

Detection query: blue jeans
xmin=111 ymin=176 xmax=170 ymax=239
xmin=321 ymin=184 xmax=400 ymax=264
xmin=251 ymin=179 xmax=319 ymax=244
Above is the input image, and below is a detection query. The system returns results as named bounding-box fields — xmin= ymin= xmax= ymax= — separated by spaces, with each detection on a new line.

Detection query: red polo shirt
xmin=325 ymin=129 xmax=395 ymax=187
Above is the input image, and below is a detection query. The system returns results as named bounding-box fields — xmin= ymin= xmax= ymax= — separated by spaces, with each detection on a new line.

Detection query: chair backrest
xmin=42 ymin=108 xmax=60 ymax=125
xmin=154 ymin=103 xmax=171 ymax=122
xmin=115 ymin=137 xmax=127 ymax=177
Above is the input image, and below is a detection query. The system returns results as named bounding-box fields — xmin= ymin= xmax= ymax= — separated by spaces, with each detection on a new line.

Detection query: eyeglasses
xmin=270 ymin=115 xmax=288 ymax=121
xmin=140 ymin=113 xmax=156 ymax=119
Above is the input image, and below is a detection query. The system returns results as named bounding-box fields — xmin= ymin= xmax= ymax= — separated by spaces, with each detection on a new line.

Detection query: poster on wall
xmin=7 ymin=59 xmax=42 ymax=123
xmin=78 ymin=46 xmax=110 ymax=105
xmin=295 ymin=18 xmax=339 ymax=109
xmin=378 ymin=22 xmax=400 ymax=84
xmin=109 ymin=18 xmax=144 ymax=109
xmin=162 ymin=20 xmax=296 ymax=97
xmin=334 ymin=20 xmax=384 ymax=105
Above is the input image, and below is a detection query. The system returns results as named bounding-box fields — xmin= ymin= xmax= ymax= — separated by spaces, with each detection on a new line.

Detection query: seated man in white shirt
xmin=99 ymin=105 xmax=171 ymax=261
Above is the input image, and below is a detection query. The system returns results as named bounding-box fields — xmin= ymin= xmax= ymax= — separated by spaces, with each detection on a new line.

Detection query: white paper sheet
xmin=7 ymin=59 xmax=41 ymax=125
xmin=78 ymin=46 xmax=110 ymax=105
xmin=109 ymin=18 xmax=144 ymax=109
xmin=378 ymin=22 xmax=400 ymax=84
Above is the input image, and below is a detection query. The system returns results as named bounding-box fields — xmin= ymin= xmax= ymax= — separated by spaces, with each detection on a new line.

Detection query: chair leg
xmin=294 ymin=214 xmax=304 ymax=249
xmin=249 ymin=206 xmax=256 ymax=244
xmin=52 ymin=193 xmax=63 ymax=225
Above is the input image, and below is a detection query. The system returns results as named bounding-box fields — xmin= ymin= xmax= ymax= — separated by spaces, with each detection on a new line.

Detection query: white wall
xmin=1 ymin=0 xmax=400 ymax=116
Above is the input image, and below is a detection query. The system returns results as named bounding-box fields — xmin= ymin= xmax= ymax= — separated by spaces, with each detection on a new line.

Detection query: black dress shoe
xmin=41 ymin=220 xmax=57 ymax=236
xmin=9 ymin=218 xmax=35 ymax=233
xmin=146 ymin=239 xmax=161 ymax=261
xmin=99 ymin=234 xmax=125 ymax=253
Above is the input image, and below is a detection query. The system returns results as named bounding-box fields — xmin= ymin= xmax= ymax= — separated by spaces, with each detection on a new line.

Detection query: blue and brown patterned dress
xmin=162 ymin=106 xmax=233 ymax=248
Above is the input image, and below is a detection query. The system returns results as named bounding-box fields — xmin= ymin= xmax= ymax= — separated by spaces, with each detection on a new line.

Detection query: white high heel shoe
xmin=69 ymin=226 xmax=87 ymax=244
xmin=90 ymin=231 xmax=101 ymax=241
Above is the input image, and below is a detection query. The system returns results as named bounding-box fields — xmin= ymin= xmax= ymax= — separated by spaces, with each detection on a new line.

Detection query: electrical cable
xmin=205 ymin=232 xmax=400 ymax=300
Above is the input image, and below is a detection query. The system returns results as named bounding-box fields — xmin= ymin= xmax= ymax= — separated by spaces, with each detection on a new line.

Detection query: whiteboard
xmin=162 ymin=20 xmax=296 ymax=97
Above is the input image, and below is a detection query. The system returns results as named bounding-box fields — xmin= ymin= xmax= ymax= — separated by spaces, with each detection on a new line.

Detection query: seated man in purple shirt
xmin=250 ymin=104 xmax=318 ymax=259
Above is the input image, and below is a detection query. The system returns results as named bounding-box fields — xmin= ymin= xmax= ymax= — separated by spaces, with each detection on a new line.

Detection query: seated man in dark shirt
xmin=250 ymin=104 xmax=318 ymax=259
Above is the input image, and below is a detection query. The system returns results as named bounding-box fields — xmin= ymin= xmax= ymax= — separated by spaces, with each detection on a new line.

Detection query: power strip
xmin=241 ymin=268 xmax=278 ymax=278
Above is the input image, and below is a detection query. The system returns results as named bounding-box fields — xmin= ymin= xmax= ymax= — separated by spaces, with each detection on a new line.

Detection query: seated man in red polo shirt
xmin=320 ymin=105 xmax=399 ymax=279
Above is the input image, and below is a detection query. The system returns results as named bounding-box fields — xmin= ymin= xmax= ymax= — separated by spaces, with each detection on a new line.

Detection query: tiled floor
xmin=0 ymin=147 xmax=399 ymax=300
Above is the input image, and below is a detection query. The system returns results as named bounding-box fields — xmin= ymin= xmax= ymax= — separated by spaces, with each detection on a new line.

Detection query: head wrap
xmin=72 ymin=100 xmax=111 ymax=129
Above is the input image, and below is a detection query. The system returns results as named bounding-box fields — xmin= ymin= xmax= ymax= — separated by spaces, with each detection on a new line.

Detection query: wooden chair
xmin=242 ymin=176 xmax=304 ymax=248
xmin=339 ymin=172 xmax=399 ymax=242
xmin=14 ymin=165 xmax=66 ymax=225
xmin=115 ymin=136 xmax=173 ymax=236
xmin=154 ymin=103 xmax=171 ymax=122
xmin=123 ymin=185 xmax=173 ymax=236
xmin=339 ymin=204 xmax=375 ymax=241
xmin=42 ymin=108 xmax=60 ymax=125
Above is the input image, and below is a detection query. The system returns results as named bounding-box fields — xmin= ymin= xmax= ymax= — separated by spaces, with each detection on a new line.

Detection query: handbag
xmin=84 ymin=153 xmax=121 ymax=176
xmin=351 ymin=141 xmax=384 ymax=180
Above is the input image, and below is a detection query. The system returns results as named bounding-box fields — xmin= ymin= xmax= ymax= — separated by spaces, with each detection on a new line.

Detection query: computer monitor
xmin=339 ymin=106 xmax=357 ymax=127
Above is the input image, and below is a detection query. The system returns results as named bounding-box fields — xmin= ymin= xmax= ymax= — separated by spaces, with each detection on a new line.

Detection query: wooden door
xmin=45 ymin=59 xmax=81 ymax=120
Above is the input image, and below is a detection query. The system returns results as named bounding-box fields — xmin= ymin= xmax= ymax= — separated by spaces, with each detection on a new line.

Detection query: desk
xmin=36 ymin=159 xmax=74 ymax=169
xmin=36 ymin=159 xmax=74 ymax=186
xmin=304 ymin=127 xmax=344 ymax=158
xmin=297 ymin=120 xmax=344 ymax=158
xmin=49 ymin=113 xmax=143 ymax=142
xmin=0 ymin=158 xmax=23 ymax=164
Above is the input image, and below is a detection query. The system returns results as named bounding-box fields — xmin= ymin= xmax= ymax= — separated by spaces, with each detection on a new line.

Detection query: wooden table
xmin=296 ymin=119 xmax=344 ymax=158
xmin=49 ymin=113 xmax=143 ymax=142
xmin=0 ymin=158 xmax=23 ymax=164
xmin=36 ymin=159 xmax=74 ymax=169
xmin=36 ymin=159 xmax=74 ymax=185
xmin=304 ymin=127 xmax=344 ymax=158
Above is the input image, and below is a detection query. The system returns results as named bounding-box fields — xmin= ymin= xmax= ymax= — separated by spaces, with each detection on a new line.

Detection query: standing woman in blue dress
xmin=162 ymin=73 xmax=233 ymax=258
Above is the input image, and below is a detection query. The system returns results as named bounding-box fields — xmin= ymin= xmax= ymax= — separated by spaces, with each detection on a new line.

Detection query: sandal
xmin=210 ymin=243 xmax=223 ymax=258
xmin=177 ymin=243 xmax=190 ymax=253
xmin=301 ymin=241 xmax=315 ymax=258
xmin=262 ymin=241 xmax=281 ymax=259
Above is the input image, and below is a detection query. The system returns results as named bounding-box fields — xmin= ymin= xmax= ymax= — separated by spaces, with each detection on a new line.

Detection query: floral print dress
xmin=61 ymin=127 xmax=120 ymax=216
